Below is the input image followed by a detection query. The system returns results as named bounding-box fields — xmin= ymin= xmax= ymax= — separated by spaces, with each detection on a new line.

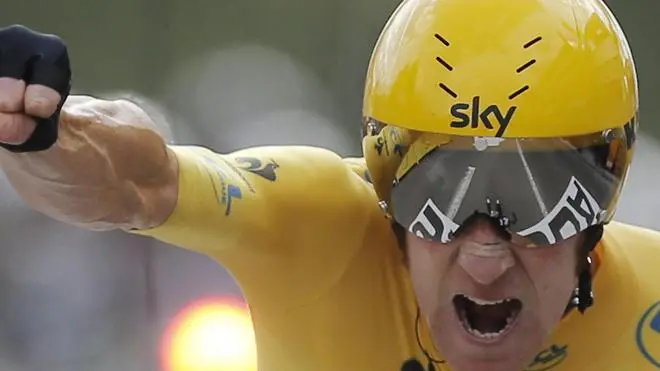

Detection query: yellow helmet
xmin=362 ymin=0 xmax=638 ymax=245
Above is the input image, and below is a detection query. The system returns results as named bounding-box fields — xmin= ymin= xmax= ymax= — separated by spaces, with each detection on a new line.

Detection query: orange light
xmin=162 ymin=297 xmax=257 ymax=371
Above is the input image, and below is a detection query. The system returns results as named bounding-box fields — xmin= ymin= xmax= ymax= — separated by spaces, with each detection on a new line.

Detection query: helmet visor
xmin=390 ymin=129 xmax=632 ymax=246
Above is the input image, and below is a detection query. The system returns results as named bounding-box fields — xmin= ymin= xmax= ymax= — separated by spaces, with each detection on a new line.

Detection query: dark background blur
xmin=0 ymin=1 xmax=658 ymax=370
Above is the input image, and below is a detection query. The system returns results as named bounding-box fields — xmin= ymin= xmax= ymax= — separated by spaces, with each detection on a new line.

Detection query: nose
xmin=456 ymin=222 xmax=515 ymax=285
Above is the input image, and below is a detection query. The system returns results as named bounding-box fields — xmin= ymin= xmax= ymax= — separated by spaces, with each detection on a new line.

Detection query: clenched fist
xmin=0 ymin=25 xmax=71 ymax=152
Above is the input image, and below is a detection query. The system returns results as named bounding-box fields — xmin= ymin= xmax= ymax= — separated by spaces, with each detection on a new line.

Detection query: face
xmin=406 ymin=216 xmax=582 ymax=371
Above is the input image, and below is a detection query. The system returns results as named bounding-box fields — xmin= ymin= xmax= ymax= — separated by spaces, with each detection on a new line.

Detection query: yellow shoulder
xmin=604 ymin=221 xmax=660 ymax=263
xmin=601 ymin=222 xmax=660 ymax=369
xmin=603 ymin=221 xmax=660 ymax=294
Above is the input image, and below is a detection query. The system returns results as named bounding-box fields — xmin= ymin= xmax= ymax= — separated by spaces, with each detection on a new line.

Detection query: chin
xmin=444 ymin=356 xmax=530 ymax=371
xmin=437 ymin=334 xmax=534 ymax=371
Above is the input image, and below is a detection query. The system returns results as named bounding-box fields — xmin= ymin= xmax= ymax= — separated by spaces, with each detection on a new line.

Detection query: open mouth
xmin=453 ymin=293 xmax=522 ymax=341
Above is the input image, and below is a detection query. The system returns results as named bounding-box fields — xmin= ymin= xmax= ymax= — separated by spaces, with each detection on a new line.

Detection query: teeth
xmin=456 ymin=296 xmax=520 ymax=340
xmin=461 ymin=312 xmax=517 ymax=339
xmin=463 ymin=294 xmax=511 ymax=306
xmin=469 ymin=326 xmax=507 ymax=339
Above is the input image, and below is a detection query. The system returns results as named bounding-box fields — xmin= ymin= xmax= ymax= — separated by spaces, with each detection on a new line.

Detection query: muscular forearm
xmin=0 ymin=95 xmax=178 ymax=230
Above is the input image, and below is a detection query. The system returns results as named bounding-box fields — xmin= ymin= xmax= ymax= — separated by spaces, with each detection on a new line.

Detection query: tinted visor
xmin=391 ymin=130 xmax=631 ymax=246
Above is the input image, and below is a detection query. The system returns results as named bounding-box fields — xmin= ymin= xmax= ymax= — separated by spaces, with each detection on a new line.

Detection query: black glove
xmin=0 ymin=24 xmax=71 ymax=152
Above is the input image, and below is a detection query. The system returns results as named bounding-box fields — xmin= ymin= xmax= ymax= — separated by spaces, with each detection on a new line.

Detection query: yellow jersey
xmin=135 ymin=145 xmax=660 ymax=371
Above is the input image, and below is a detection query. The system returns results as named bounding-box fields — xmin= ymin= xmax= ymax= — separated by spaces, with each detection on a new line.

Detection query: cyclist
xmin=0 ymin=0 xmax=658 ymax=370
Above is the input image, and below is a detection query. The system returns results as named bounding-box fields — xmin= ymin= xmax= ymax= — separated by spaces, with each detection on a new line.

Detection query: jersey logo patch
xmin=235 ymin=157 xmax=279 ymax=181
xmin=636 ymin=301 xmax=660 ymax=368
xmin=200 ymin=154 xmax=244 ymax=215
xmin=525 ymin=344 xmax=568 ymax=371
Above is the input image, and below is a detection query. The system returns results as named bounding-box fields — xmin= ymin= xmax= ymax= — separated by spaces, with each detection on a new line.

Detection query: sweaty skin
xmin=0 ymin=83 xmax=178 ymax=230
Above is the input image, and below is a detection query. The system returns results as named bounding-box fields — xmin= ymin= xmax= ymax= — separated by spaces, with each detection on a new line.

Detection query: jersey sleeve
xmin=132 ymin=144 xmax=375 ymax=261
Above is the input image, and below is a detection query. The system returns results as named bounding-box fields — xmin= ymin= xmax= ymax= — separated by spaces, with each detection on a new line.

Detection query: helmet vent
xmin=433 ymin=33 xmax=457 ymax=98
xmin=433 ymin=33 xmax=450 ymax=46
xmin=516 ymin=59 xmax=537 ymax=73
xmin=523 ymin=36 xmax=543 ymax=49
xmin=435 ymin=56 xmax=453 ymax=71
xmin=508 ymin=36 xmax=542 ymax=100
xmin=508 ymin=85 xmax=530 ymax=100
xmin=438 ymin=82 xmax=458 ymax=99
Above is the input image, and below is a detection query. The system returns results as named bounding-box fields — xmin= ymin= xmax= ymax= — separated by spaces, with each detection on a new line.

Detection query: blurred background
xmin=0 ymin=1 xmax=658 ymax=370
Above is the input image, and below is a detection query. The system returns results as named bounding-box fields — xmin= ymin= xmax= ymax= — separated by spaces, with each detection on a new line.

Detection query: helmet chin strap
xmin=565 ymin=256 xmax=594 ymax=315
xmin=565 ymin=224 xmax=602 ymax=316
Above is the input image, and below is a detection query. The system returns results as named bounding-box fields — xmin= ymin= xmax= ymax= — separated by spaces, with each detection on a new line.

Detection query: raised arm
xmin=0 ymin=26 xmax=377 ymax=273
xmin=0 ymin=94 xmax=178 ymax=230
xmin=0 ymin=25 xmax=178 ymax=231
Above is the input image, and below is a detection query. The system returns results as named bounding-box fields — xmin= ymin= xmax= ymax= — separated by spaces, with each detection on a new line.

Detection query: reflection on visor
xmin=391 ymin=131 xmax=630 ymax=246
xmin=408 ymin=176 xmax=602 ymax=245
xmin=518 ymin=176 xmax=602 ymax=244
